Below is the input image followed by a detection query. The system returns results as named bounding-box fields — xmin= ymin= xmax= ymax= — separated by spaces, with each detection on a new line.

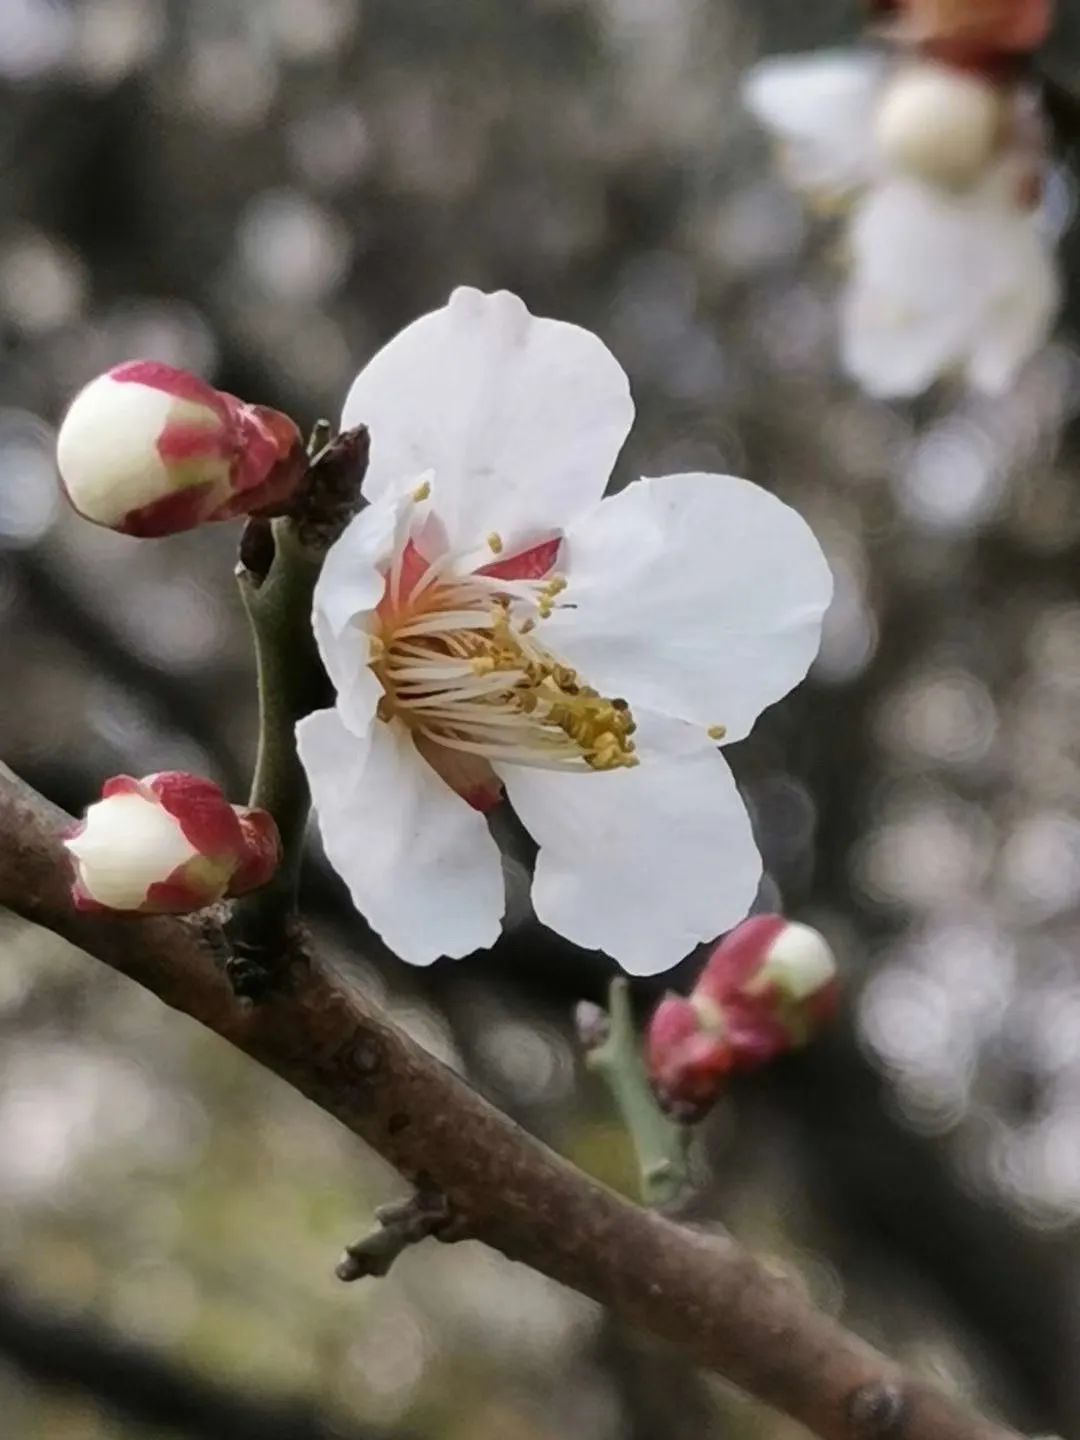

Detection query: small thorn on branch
xmin=336 ymin=1188 xmax=453 ymax=1283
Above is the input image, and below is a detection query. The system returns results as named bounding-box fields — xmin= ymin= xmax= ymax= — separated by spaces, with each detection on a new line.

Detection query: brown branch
xmin=0 ymin=762 xmax=1022 ymax=1440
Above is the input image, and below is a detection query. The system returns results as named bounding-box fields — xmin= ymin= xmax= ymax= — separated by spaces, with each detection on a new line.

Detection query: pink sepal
xmin=645 ymin=995 xmax=734 ymax=1116
xmin=117 ymin=483 xmax=219 ymax=539
xmin=100 ymin=775 xmax=146 ymax=799
xmin=146 ymin=772 xmax=245 ymax=859
xmin=143 ymin=869 xmax=216 ymax=915
xmin=111 ymin=360 xmax=229 ymax=415
xmin=228 ymin=808 xmax=283 ymax=896
xmin=694 ymin=914 xmax=788 ymax=1007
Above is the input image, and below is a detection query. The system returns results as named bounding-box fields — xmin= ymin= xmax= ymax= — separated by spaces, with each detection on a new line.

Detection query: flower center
xmin=371 ymin=531 xmax=638 ymax=774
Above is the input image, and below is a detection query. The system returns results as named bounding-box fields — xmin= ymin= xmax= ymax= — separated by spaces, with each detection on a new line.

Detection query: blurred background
xmin=3 ymin=0 xmax=1080 ymax=1435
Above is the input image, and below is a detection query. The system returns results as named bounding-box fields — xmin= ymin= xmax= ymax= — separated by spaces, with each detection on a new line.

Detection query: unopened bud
xmin=874 ymin=62 xmax=1005 ymax=189
xmin=64 ymin=773 xmax=281 ymax=915
xmin=56 ymin=361 xmax=307 ymax=537
xmin=646 ymin=995 xmax=735 ymax=1120
xmin=646 ymin=915 xmax=839 ymax=1117
xmin=887 ymin=0 xmax=1051 ymax=58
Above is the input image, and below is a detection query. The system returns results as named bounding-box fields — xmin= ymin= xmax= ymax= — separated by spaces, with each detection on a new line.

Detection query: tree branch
xmin=0 ymin=1277 xmax=395 ymax=1440
xmin=0 ymin=762 xmax=1023 ymax=1440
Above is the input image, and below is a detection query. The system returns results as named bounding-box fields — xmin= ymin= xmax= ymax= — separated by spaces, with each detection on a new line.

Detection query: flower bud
xmin=646 ymin=915 xmax=839 ymax=1117
xmin=56 ymin=361 xmax=307 ymax=537
xmin=887 ymin=0 xmax=1051 ymax=58
xmin=64 ymin=773 xmax=281 ymax=915
xmin=874 ymin=62 xmax=1006 ymax=190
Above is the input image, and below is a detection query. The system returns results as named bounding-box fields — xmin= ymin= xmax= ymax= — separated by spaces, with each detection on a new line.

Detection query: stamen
xmin=370 ymin=539 xmax=637 ymax=774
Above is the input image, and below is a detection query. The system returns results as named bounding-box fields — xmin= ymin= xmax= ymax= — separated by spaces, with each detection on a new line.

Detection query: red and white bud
xmin=881 ymin=0 xmax=1051 ymax=61
xmin=56 ymin=361 xmax=307 ymax=537
xmin=63 ymin=773 xmax=281 ymax=915
xmin=874 ymin=62 xmax=1006 ymax=189
xmin=646 ymin=915 xmax=840 ymax=1118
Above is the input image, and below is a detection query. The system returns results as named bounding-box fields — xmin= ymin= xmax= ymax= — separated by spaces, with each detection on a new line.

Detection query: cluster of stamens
xmin=371 ymin=528 xmax=638 ymax=774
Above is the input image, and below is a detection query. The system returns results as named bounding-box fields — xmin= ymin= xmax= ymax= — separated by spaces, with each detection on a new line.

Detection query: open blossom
xmin=646 ymin=915 xmax=840 ymax=1116
xmin=743 ymin=41 xmax=1059 ymax=398
xmin=297 ymin=287 xmax=832 ymax=974
xmin=56 ymin=361 xmax=307 ymax=537
xmin=64 ymin=773 xmax=281 ymax=914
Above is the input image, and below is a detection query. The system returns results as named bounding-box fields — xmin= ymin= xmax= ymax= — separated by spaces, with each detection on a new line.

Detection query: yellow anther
xmin=707 ymin=724 xmax=727 ymax=741
xmin=487 ymin=532 xmax=504 ymax=554
xmin=411 ymin=479 xmax=432 ymax=502
xmin=371 ymin=556 xmax=637 ymax=773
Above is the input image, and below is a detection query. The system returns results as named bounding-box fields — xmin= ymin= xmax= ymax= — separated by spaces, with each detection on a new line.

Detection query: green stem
xmin=586 ymin=978 xmax=690 ymax=1209
xmin=230 ymin=518 xmax=326 ymax=974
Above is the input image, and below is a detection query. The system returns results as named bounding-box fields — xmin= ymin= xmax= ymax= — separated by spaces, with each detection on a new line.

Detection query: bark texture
xmin=0 ymin=763 xmax=1022 ymax=1440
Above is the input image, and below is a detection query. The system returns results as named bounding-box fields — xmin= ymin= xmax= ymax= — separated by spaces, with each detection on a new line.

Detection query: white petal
xmin=743 ymin=51 xmax=883 ymax=197
xmin=842 ymin=178 xmax=974 ymax=397
xmin=544 ymin=472 xmax=832 ymax=743
xmin=499 ymin=715 xmax=761 ymax=976
xmin=310 ymin=486 xmax=405 ymax=739
xmin=297 ymin=707 xmax=505 ymax=965
xmin=66 ymin=793 xmax=196 ymax=908
xmin=966 ymin=224 xmax=1059 ymax=394
xmin=842 ymin=169 xmax=1056 ymax=399
xmin=56 ymin=377 xmax=179 ymax=524
xmin=341 ymin=287 xmax=634 ymax=552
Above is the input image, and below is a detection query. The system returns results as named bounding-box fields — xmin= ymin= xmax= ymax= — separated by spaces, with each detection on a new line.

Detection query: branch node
xmin=847 ymin=1380 xmax=907 ymax=1439
xmin=336 ymin=1187 xmax=453 ymax=1283
xmin=290 ymin=425 xmax=369 ymax=556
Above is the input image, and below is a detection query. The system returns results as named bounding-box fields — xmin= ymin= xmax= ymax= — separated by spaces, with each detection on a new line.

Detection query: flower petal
xmin=297 ymin=707 xmax=505 ymax=965
xmin=966 ymin=216 xmax=1059 ymax=394
xmin=65 ymin=792 xmax=197 ymax=910
xmin=544 ymin=472 xmax=832 ymax=743
xmin=742 ymin=51 xmax=883 ymax=198
xmin=310 ymin=485 xmax=408 ymax=739
xmin=498 ymin=714 xmax=761 ymax=976
xmin=842 ymin=170 xmax=1056 ymax=398
xmin=341 ymin=287 xmax=634 ymax=552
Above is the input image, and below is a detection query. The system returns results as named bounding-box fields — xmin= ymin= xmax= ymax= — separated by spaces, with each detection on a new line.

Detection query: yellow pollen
xmin=707 ymin=724 xmax=727 ymax=741
xmin=486 ymin=532 xmax=503 ymax=554
xmin=372 ymin=570 xmax=637 ymax=773
xmin=411 ymin=479 xmax=431 ymax=502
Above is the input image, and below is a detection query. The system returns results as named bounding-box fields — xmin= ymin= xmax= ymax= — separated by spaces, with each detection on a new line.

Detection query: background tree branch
xmin=0 ymin=762 xmax=1024 ymax=1440
xmin=0 ymin=1277 xmax=397 ymax=1440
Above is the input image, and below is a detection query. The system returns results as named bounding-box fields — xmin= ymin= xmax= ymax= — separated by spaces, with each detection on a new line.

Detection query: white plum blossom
xmin=298 ymin=287 xmax=832 ymax=974
xmin=743 ymin=52 xmax=1059 ymax=398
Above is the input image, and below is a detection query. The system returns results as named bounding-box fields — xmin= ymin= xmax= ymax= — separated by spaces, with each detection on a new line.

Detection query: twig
xmin=580 ymin=978 xmax=690 ymax=1209
xmin=336 ymin=1188 xmax=453 ymax=1282
xmin=226 ymin=427 xmax=369 ymax=998
xmin=0 ymin=1276 xmax=397 ymax=1440
xmin=0 ymin=762 xmax=1025 ymax=1440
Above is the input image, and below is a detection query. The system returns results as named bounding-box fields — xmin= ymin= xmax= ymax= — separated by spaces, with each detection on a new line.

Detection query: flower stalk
xmin=583 ymin=978 xmax=690 ymax=1210
xmin=226 ymin=427 xmax=369 ymax=996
